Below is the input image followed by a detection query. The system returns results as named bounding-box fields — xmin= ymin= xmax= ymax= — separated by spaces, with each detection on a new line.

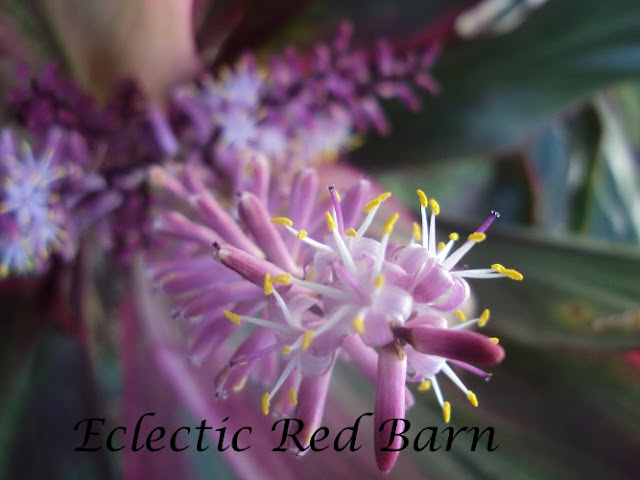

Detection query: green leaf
xmin=352 ymin=0 xmax=640 ymax=165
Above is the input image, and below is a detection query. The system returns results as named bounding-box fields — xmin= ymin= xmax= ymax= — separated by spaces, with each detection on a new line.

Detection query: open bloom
xmin=149 ymin=156 xmax=521 ymax=472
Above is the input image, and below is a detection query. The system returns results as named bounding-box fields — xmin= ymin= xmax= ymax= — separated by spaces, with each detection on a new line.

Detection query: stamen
xmin=467 ymin=391 xmax=478 ymax=407
xmin=272 ymin=273 xmax=291 ymax=285
xmin=264 ymin=273 xmax=273 ymax=295
xmin=302 ymin=331 xmax=314 ymax=351
xmin=352 ymin=316 xmax=364 ymax=334
xmin=428 ymin=199 xmax=439 ymax=254
xmin=382 ymin=213 xmax=399 ymax=235
xmin=468 ymin=232 xmax=486 ymax=242
xmin=345 ymin=228 xmax=357 ymax=237
xmin=412 ymin=222 xmax=421 ymax=242
xmin=289 ymin=387 xmax=298 ymax=406
xmin=271 ymin=217 xmax=294 ymax=226
xmin=297 ymin=230 xmax=308 ymax=240
xmin=417 ymin=379 xmax=431 ymax=391
xmin=262 ymin=392 xmax=270 ymax=415
xmin=374 ymin=275 xmax=385 ymax=289
xmin=443 ymin=401 xmax=451 ymax=423
xmin=454 ymin=310 xmax=466 ymax=322
xmin=490 ymin=337 xmax=499 ymax=343
xmin=478 ymin=309 xmax=490 ymax=327
xmin=437 ymin=242 xmax=445 ymax=252
xmin=281 ymin=346 xmax=291 ymax=354
xmin=416 ymin=189 xmax=428 ymax=208
xmin=224 ymin=310 xmax=241 ymax=325
xmin=325 ymin=211 xmax=336 ymax=232
xmin=449 ymin=233 xmax=459 ymax=241
xmin=329 ymin=186 xmax=344 ymax=234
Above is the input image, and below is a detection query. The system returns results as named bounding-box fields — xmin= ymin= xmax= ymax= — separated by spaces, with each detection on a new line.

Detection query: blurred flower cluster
xmin=1 ymin=1 xmax=639 ymax=479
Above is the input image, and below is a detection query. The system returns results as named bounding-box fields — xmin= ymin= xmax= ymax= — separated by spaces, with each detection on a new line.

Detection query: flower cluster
xmin=149 ymin=155 xmax=521 ymax=473
xmin=169 ymin=22 xmax=438 ymax=189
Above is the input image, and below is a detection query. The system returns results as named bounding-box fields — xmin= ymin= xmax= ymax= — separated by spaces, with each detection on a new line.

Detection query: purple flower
xmin=149 ymin=157 xmax=521 ymax=473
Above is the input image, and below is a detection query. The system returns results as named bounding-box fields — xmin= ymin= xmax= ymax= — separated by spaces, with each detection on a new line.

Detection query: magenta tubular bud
xmin=405 ymin=326 xmax=505 ymax=366
xmin=374 ymin=342 xmax=407 ymax=473
xmin=238 ymin=192 xmax=299 ymax=273
xmin=290 ymin=364 xmax=334 ymax=457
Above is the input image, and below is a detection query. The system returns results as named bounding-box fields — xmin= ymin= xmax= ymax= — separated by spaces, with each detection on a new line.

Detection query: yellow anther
xmin=417 ymin=379 xmax=431 ymax=391
xmin=334 ymin=188 xmax=341 ymax=202
xmin=417 ymin=189 xmax=428 ymax=207
xmin=364 ymin=192 xmax=391 ymax=212
xmin=224 ymin=310 xmax=241 ymax=325
xmin=289 ymin=387 xmax=298 ymax=406
xmin=491 ymin=263 xmax=505 ymax=273
xmin=443 ymin=402 xmax=451 ymax=423
xmin=305 ymin=268 xmax=314 ymax=281
xmin=352 ymin=317 xmax=364 ymax=334
xmin=233 ymin=378 xmax=247 ymax=392
xmin=272 ymin=273 xmax=291 ymax=285
xmin=504 ymin=268 xmax=524 ymax=281
xmin=412 ymin=222 xmax=421 ymax=242
xmin=490 ymin=337 xmax=500 ymax=344
xmin=364 ymin=199 xmax=380 ymax=213
xmin=455 ymin=310 xmax=466 ymax=322
xmin=467 ymin=391 xmax=479 ymax=407
xmin=0 ymin=264 xmax=8 ymax=279
xmin=468 ymin=232 xmax=486 ymax=243
xmin=271 ymin=217 xmax=293 ymax=226
xmin=449 ymin=232 xmax=459 ymax=241
xmin=374 ymin=275 xmax=385 ymax=289
xmin=437 ymin=241 xmax=446 ymax=252
xmin=281 ymin=345 xmax=292 ymax=355
xmin=302 ymin=331 xmax=314 ymax=351
xmin=382 ymin=213 xmax=399 ymax=235
xmin=262 ymin=393 xmax=270 ymax=415
xmin=345 ymin=228 xmax=357 ymax=237
xmin=325 ymin=212 xmax=336 ymax=232
xmin=478 ymin=309 xmax=490 ymax=327
xmin=429 ymin=199 xmax=440 ymax=215
xmin=297 ymin=230 xmax=308 ymax=240
xmin=264 ymin=273 xmax=273 ymax=296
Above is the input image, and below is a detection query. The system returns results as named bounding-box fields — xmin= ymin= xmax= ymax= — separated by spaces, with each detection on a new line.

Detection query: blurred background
xmin=1 ymin=0 xmax=639 ymax=479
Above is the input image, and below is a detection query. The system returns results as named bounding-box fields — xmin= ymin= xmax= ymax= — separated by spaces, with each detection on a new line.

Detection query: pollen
xmin=271 ymin=217 xmax=294 ymax=226
xmin=374 ymin=275 xmax=385 ymax=289
xmin=417 ymin=189 xmax=428 ymax=208
xmin=289 ymin=387 xmax=298 ymax=406
xmin=302 ymin=331 xmax=314 ymax=351
xmin=429 ymin=199 xmax=440 ymax=215
xmin=504 ymin=268 xmax=524 ymax=281
xmin=467 ymin=391 xmax=479 ymax=407
xmin=468 ymin=232 xmax=486 ymax=242
xmin=272 ymin=273 xmax=291 ymax=285
xmin=345 ymin=228 xmax=357 ymax=237
xmin=223 ymin=310 xmax=241 ymax=325
xmin=281 ymin=346 xmax=292 ymax=355
xmin=418 ymin=379 xmax=431 ymax=391
xmin=455 ymin=310 xmax=466 ymax=322
xmin=325 ymin=211 xmax=336 ymax=232
xmin=449 ymin=232 xmax=459 ymax=241
xmin=437 ymin=241 xmax=446 ymax=252
xmin=297 ymin=230 xmax=308 ymax=240
xmin=364 ymin=192 xmax=391 ymax=212
xmin=490 ymin=337 xmax=500 ymax=344
xmin=491 ymin=263 xmax=505 ymax=273
xmin=264 ymin=273 xmax=274 ymax=295
xmin=443 ymin=401 xmax=451 ymax=423
xmin=233 ymin=378 xmax=247 ymax=392
xmin=413 ymin=222 xmax=421 ymax=242
xmin=262 ymin=393 xmax=271 ymax=415
xmin=383 ymin=213 xmax=399 ymax=235
xmin=478 ymin=309 xmax=490 ymax=327
xmin=352 ymin=316 xmax=365 ymax=334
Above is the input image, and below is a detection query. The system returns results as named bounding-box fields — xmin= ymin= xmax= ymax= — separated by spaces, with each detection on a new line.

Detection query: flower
xmin=149 ymin=156 xmax=522 ymax=472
